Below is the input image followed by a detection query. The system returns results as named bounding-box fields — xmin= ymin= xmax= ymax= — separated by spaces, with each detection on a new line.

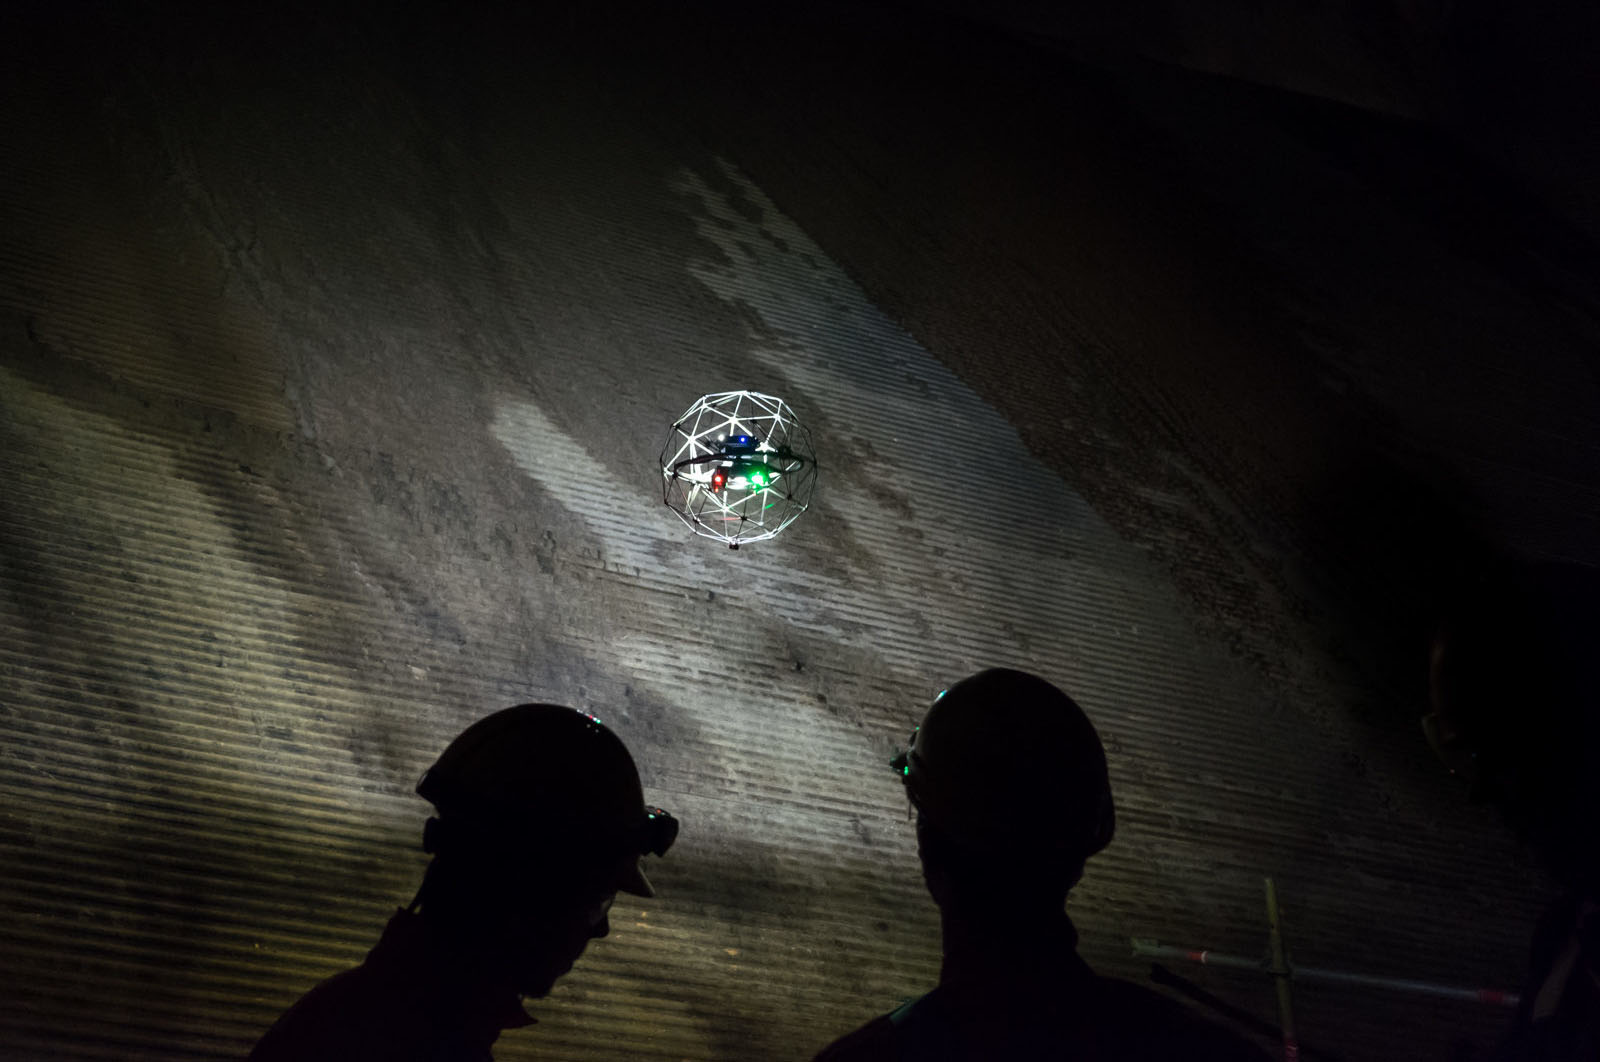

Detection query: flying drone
xmin=660 ymin=391 xmax=818 ymax=549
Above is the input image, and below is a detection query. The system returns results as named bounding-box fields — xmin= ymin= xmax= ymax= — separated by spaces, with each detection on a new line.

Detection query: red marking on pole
xmin=1478 ymin=990 xmax=1507 ymax=1005
xmin=1188 ymin=950 xmax=1207 ymax=963
xmin=1285 ymin=1038 xmax=1300 ymax=1061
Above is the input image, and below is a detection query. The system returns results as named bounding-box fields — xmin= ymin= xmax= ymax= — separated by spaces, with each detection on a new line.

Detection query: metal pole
xmin=1266 ymin=877 xmax=1299 ymax=1062
xmin=1148 ymin=963 xmax=1344 ymax=1062
xmin=1130 ymin=940 xmax=1521 ymax=1006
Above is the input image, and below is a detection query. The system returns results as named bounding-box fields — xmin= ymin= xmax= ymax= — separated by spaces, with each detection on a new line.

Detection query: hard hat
xmin=890 ymin=669 xmax=1113 ymax=862
xmin=416 ymin=704 xmax=677 ymax=897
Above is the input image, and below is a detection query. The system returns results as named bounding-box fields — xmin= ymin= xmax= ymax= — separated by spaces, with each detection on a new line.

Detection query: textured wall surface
xmin=3 ymin=3 xmax=1596 ymax=1060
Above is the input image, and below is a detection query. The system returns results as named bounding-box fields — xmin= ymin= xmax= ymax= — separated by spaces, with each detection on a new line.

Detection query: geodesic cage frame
xmin=660 ymin=391 xmax=818 ymax=549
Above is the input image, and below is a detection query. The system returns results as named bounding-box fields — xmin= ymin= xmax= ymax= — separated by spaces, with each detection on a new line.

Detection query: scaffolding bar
xmin=1265 ymin=878 xmax=1300 ymax=1062
xmin=1131 ymin=940 xmax=1521 ymax=1007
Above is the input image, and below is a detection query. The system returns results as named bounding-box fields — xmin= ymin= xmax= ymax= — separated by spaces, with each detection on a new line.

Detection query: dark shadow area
xmin=5 ymin=4 xmax=1597 ymax=1060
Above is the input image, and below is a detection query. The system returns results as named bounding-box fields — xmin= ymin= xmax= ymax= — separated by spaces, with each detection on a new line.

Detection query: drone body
xmin=660 ymin=391 xmax=818 ymax=549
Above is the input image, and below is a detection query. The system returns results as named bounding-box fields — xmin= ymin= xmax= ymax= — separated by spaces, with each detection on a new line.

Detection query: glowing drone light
xmin=661 ymin=391 xmax=818 ymax=549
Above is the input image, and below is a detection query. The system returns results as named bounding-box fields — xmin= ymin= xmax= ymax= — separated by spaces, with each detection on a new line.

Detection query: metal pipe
xmin=1130 ymin=939 xmax=1521 ymax=1007
xmin=1149 ymin=963 xmax=1343 ymax=1062
xmin=1265 ymin=877 xmax=1300 ymax=1062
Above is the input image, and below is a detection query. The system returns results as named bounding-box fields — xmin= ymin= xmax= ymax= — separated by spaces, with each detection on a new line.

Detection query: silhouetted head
xmin=891 ymin=669 xmax=1114 ymax=917
xmin=413 ymin=705 xmax=677 ymax=997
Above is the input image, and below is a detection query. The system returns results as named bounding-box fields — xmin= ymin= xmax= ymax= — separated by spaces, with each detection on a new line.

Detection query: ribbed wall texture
xmin=3 ymin=4 xmax=1588 ymax=1060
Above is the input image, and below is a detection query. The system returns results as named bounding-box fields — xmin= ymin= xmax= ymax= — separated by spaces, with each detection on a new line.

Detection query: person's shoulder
xmin=812 ymin=1011 xmax=899 ymax=1062
xmin=1096 ymin=976 xmax=1273 ymax=1061
xmin=248 ymin=964 xmax=397 ymax=1062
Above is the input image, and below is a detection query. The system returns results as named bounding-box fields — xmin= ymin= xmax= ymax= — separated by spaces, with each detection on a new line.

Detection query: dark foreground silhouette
xmin=1427 ymin=561 xmax=1600 ymax=1061
xmin=814 ymin=669 xmax=1272 ymax=1061
xmin=249 ymin=704 xmax=677 ymax=1062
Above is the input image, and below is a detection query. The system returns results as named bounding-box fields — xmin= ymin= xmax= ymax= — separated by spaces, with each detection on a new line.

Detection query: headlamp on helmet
xmin=417 ymin=704 xmax=678 ymax=896
xmin=888 ymin=670 xmax=1114 ymax=862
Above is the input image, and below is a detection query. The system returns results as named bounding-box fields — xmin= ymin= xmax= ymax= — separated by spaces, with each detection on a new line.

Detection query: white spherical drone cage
xmin=660 ymin=391 xmax=818 ymax=549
